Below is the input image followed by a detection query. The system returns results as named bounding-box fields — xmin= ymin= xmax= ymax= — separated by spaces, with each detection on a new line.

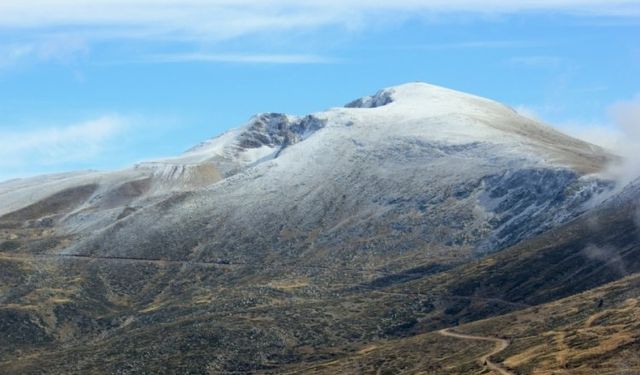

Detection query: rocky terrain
xmin=0 ymin=82 xmax=637 ymax=374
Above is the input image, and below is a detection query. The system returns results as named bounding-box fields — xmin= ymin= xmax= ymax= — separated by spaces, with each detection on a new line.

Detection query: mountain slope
xmin=1 ymin=82 xmax=634 ymax=374
xmin=269 ymin=273 xmax=640 ymax=375
xmin=4 ymin=83 xmax=611 ymax=265
xmin=1 ymin=178 xmax=638 ymax=374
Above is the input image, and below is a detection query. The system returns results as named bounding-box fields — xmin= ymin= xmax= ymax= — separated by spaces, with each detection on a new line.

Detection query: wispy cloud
xmin=0 ymin=36 xmax=89 ymax=69
xmin=1 ymin=1 xmax=638 ymax=68
xmin=521 ymin=95 xmax=640 ymax=184
xmin=570 ymin=86 xmax=609 ymax=94
xmin=1 ymin=1 xmax=638 ymax=42
xmin=402 ymin=40 xmax=545 ymax=50
xmin=555 ymin=121 xmax=623 ymax=150
xmin=606 ymin=95 xmax=640 ymax=184
xmin=507 ymin=56 xmax=565 ymax=69
xmin=0 ymin=116 xmax=128 ymax=180
xmin=514 ymin=105 xmax=544 ymax=121
xmin=143 ymin=53 xmax=338 ymax=64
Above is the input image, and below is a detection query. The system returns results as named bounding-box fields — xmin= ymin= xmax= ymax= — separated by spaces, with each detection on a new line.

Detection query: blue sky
xmin=1 ymin=1 xmax=639 ymax=181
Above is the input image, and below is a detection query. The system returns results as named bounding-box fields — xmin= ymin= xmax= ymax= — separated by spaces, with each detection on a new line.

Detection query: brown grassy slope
xmin=455 ymin=273 xmax=640 ymax=374
xmin=0 ymin=184 xmax=97 ymax=227
xmin=274 ymin=273 xmax=640 ymax=375
xmin=371 ymin=196 xmax=640 ymax=335
xmin=1 ymin=181 xmax=638 ymax=374
xmin=1 ymin=194 xmax=638 ymax=374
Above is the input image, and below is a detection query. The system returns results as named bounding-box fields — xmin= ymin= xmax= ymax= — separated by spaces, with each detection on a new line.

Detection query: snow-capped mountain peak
xmin=0 ymin=82 xmax=614 ymax=252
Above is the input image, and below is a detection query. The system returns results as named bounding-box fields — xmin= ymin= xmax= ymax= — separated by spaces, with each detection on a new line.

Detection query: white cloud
xmin=524 ymin=94 xmax=640 ymax=184
xmin=0 ymin=36 xmax=89 ymax=69
xmin=397 ymin=40 xmax=546 ymax=50
xmin=142 ymin=52 xmax=337 ymax=64
xmin=0 ymin=1 xmax=638 ymax=42
xmin=515 ymin=104 xmax=625 ymax=152
xmin=0 ymin=116 xmax=127 ymax=178
xmin=1 ymin=1 xmax=637 ymax=68
xmin=605 ymin=95 xmax=640 ymax=184
xmin=554 ymin=102 xmax=638 ymax=154
xmin=555 ymin=121 xmax=623 ymax=150
xmin=514 ymin=105 xmax=543 ymax=121
xmin=507 ymin=56 xmax=565 ymax=69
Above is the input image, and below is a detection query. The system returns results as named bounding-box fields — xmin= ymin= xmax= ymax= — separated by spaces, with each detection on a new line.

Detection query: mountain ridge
xmin=1 ymin=82 xmax=637 ymax=374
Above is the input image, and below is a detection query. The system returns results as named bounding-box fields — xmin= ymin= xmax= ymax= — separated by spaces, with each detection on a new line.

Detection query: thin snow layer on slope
xmin=0 ymin=168 xmax=169 ymax=234
xmin=0 ymin=113 xmax=326 ymax=226
xmin=598 ymin=176 xmax=640 ymax=211
xmin=0 ymin=164 xmax=213 ymax=234
xmin=65 ymin=83 xmax=613 ymax=267
xmin=342 ymin=83 xmax=608 ymax=173
xmin=0 ymin=170 xmax=127 ymax=217
xmin=139 ymin=112 xmax=326 ymax=178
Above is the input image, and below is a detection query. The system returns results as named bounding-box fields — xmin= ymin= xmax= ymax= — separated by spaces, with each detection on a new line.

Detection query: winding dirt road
xmin=438 ymin=328 xmax=514 ymax=375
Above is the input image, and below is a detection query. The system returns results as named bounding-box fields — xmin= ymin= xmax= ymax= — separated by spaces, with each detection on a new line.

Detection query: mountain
xmin=1 ymin=83 xmax=637 ymax=374
xmin=0 ymin=83 xmax=612 ymax=258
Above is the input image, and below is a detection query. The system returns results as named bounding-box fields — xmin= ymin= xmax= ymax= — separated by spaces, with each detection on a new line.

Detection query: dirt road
xmin=438 ymin=328 xmax=514 ymax=375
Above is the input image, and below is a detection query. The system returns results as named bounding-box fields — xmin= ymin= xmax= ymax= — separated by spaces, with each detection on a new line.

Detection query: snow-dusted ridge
xmin=345 ymin=88 xmax=395 ymax=108
xmin=135 ymin=112 xmax=326 ymax=180
xmin=0 ymin=82 xmax=616 ymax=254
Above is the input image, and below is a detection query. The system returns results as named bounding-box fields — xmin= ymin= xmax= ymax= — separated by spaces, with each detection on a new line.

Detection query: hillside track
xmin=438 ymin=328 xmax=514 ymax=375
